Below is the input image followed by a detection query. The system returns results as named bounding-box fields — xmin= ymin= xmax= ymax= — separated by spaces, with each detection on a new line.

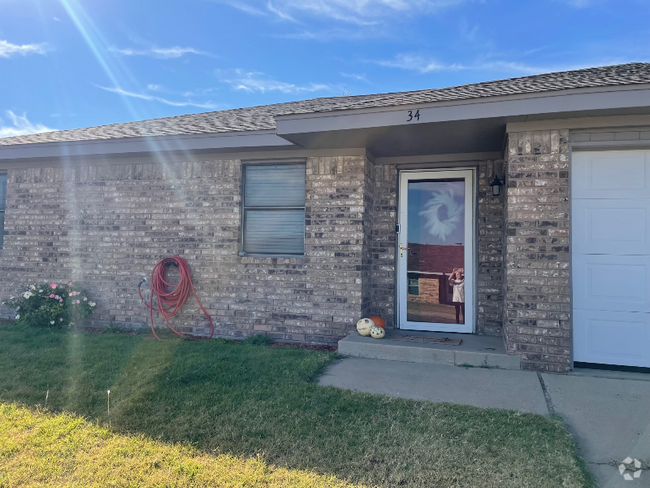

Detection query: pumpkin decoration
xmin=370 ymin=325 xmax=385 ymax=339
xmin=369 ymin=315 xmax=385 ymax=329
xmin=356 ymin=317 xmax=375 ymax=336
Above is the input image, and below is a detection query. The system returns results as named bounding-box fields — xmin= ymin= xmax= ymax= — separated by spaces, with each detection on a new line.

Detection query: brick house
xmin=2 ymin=62 xmax=650 ymax=372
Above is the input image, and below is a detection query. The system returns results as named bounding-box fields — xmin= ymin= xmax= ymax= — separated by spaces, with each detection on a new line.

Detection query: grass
xmin=0 ymin=403 xmax=361 ymax=487
xmin=0 ymin=324 xmax=595 ymax=487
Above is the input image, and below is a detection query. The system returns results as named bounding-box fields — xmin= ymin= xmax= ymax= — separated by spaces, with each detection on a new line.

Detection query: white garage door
xmin=573 ymin=150 xmax=650 ymax=367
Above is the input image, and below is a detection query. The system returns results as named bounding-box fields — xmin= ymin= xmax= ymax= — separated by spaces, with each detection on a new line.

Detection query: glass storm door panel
xmin=397 ymin=170 xmax=475 ymax=333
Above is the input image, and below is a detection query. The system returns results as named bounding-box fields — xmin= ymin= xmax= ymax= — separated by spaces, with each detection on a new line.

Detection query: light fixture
xmin=490 ymin=175 xmax=504 ymax=197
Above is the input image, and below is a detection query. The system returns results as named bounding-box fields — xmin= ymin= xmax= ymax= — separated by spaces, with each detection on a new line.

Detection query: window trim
xmin=240 ymin=162 xmax=306 ymax=257
xmin=408 ymin=276 xmax=420 ymax=296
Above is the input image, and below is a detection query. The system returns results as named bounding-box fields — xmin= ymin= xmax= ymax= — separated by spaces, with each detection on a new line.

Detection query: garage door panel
xmin=572 ymin=200 xmax=650 ymax=255
xmin=573 ymin=255 xmax=650 ymax=312
xmin=572 ymin=151 xmax=650 ymax=199
xmin=572 ymin=150 xmax=650 ymax=368
xmin=573 ymin=309 xmax=650 ymax=367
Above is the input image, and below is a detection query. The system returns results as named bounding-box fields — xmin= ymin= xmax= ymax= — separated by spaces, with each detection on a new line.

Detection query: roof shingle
xmin=2 ymin=62 xmax=650 ymax=147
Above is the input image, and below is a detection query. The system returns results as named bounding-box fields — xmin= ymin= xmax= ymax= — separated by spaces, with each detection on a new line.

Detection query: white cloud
xmin=222 ymin=1 xmax=268 ymax=15
xmin=0 ymin=111 xmax=54 ymax=138
xmin=217 ymin=69 xmax=333 ymax=94
xmin=376 ymin=54 xmax=464 ymax=73
xmin=267 ymin=1 xmax=299 ymax=22
xmin=458 ymin=18 xmax=479 ymax=42
xmin=341 ymin=72 xmax=369 ymax=82
xmin=111 ymin=46 xmax=207 ymax=59
xmin=375 ymin=54 xmax=559 ymax=75
xmin=0 ymin=40 xmax=48 ymax=58
xmin=279 ymin=27 xmax=380 ymax=41
xmin=226 ymin=0 xmax=464 ymax=25
xmin=147 ymin=84 xmax=164 ymax=91
xmin=96 ymin=86 xmax=221 ymax=109
xmin=479 ymin=61 xmax=555 ymax=75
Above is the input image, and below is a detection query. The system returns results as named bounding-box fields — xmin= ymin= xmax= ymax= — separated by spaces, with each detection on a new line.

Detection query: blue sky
xmin=1 ymin=0 xmax=649 ymax=137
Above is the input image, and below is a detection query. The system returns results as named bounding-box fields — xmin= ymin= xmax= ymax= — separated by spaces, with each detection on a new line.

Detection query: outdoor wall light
xmin=490 ymin=175 xmax=504 ymax=197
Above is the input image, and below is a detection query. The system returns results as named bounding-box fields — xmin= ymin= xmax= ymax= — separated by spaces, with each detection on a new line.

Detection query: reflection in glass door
xmin=398 ymin=170 xmax=474 ymax=333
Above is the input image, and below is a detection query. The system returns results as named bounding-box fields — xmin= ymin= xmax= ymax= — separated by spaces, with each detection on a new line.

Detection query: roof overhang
xmin=275 ymin=84 xmax=650 ymax=157
xmin=0 ymin=129 xmax=294 ymax=162
xmin=2 ymin=83 xmax=650 ymax=162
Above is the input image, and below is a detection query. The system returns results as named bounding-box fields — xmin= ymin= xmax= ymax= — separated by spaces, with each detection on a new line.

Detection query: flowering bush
xmin=2 ymin=281 xmax=96 ymax=328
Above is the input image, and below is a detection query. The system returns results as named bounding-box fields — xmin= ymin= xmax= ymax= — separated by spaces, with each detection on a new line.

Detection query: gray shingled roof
xmin=2 ymin=62 xmax=650 ymax=147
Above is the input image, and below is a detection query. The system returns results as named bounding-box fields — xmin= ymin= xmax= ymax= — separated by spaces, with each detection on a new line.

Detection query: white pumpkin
xmin=370 ymin=325 xmax=385 ymax=339
xmin=356 ymin=317 xmax=375 ymax=336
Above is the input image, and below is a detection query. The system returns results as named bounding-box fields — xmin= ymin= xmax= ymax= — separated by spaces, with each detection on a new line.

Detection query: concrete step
xmin=338 ymin=330 xmax=521 ymax=371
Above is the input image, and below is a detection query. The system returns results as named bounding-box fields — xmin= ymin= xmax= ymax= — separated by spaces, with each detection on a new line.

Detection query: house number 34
xmin=407 ymin=109 xmax=420 ymax=122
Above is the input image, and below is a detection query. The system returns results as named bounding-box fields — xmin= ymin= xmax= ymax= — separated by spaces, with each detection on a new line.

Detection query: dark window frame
xmin=407 ymin=275 xmax=420 ymax=296
xmin=241 ymin=162 xmax=306 ymax=257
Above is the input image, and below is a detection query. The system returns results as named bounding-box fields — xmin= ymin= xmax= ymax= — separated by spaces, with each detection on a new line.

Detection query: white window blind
xmin=242 ymin=164 xmax=305 ymax=255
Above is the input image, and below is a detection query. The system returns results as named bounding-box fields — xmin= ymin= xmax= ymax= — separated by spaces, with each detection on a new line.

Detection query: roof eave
xmin=0 ymin=129 xmax=295 ymax=161
xmin=275 ymin=83 xmax=650 ymax=139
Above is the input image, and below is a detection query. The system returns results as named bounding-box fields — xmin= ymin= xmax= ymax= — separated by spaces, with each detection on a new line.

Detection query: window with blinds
xmin=0 ymin=174 xmax=6 ymax=250
xmin=242 ymin=163 xmax=305 ymax=256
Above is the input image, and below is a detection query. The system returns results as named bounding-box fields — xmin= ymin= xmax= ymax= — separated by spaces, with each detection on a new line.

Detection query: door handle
xmin=400 ymin=244 xmax=410 ymax=257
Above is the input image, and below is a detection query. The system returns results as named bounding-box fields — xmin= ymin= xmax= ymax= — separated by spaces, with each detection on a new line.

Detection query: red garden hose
xmin=138 ymin=256 xmax=214 ymax=340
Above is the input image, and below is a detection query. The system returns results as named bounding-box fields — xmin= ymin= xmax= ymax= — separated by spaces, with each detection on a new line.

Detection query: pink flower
xmin=59 ymin=318 xmax=63 ymax=322
xmin=54 ymin=295 xmax=60 ymax=300
xmin=50 ymin=294 xmax=55 ymax=298
xmin=83 ymin=297 xmax=87 ymax=301
xmin=69 ymin=293 xmax=72 ymax=297
xmin=50 ymin=283 xmax=57 ymax=289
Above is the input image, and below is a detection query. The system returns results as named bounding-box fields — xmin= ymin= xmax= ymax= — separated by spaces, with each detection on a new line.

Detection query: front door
xmin=397 ymin=170 xmax=475 ymax=333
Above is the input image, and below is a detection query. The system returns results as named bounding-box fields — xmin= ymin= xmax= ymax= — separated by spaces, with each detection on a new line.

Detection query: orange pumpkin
xmin=369 ymin=315 xmax=385 ymax=328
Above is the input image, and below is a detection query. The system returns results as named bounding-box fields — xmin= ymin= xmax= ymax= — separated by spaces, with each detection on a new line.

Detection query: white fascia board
xmin=0 ymin=130 xmax=294 ymax=161
xmin=275 ymin=84 xmax=650 ymax=136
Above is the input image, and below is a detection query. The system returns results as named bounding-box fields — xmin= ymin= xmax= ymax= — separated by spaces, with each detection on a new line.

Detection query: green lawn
xmin=0 ymin=325 xmax=594 ymax=487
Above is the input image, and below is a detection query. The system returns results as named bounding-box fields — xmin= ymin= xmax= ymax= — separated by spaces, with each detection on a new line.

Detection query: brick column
xmin=504 ymin=130 xmax=571 ymax=372
xmin=477 ymin=159 xmax=506 ymax=336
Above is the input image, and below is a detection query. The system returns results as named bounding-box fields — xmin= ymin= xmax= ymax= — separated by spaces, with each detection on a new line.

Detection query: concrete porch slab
xmin=338 ymin=329 xmax=521 ymax=370
xmin=319 ymin=358 xmax=548 ymax=415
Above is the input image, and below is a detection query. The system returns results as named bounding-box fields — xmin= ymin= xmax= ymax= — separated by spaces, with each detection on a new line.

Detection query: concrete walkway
xmin=319 ymin=358 xmax=650 ymax=488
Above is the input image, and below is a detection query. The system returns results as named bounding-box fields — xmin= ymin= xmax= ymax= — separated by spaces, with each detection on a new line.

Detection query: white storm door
xmin=572 ymin=150 xmax=650 ymax=367
xmin=397 ymin=170 xmax=475 ymax=333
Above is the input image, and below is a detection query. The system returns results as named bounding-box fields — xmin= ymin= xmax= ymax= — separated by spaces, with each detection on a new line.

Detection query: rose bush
xmin=3 ymin=281 xmax=96 ymax=328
